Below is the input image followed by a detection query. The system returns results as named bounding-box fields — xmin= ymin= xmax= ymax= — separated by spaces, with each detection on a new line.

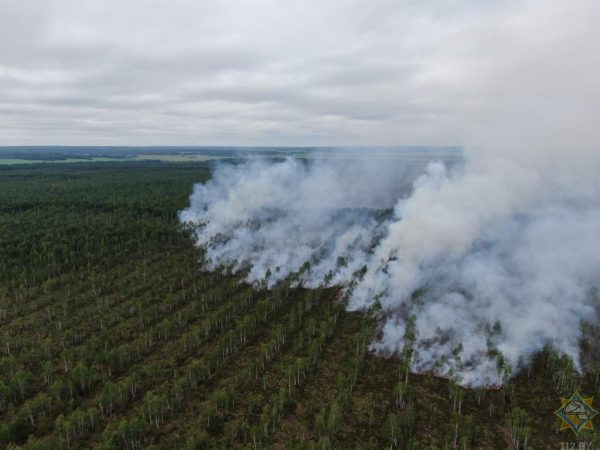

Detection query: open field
xmin=132 ymin=155 xmax=233 ymax=162
xmin=0 ymin=161 xmax=598 ymax=449
xmin=0 ymin=158 xmax=124 ymax=165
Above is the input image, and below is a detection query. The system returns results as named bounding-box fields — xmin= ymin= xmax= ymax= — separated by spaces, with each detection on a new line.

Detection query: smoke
xmin=352 ymin=155 xmax=600 ymax=385
xmin=179 ymin=151 xmax=599 ymax=386
xmin=179 ymin=155 xmax=430 ymax=286
xmin=180 ymin=0 xmax=600 ymax=386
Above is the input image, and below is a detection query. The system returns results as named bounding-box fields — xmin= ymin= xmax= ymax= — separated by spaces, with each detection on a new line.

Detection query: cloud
xmin=3 ymin=0 xmax=596 ymax=145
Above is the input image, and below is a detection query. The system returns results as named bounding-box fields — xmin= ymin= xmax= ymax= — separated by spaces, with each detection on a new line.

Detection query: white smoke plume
xmin=179 ymin=155 xmax=430 ymax=286
xmin=179 ymin=150 xmax=600 ymax=386
xmin=180 ymin=0 xmax=600 ymax=386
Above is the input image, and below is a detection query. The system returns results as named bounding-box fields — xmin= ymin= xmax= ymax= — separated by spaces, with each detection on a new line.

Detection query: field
xmin=0 ymin=161 xmax=599 ymax=449
xmin=0 ymin=158 xmax=124 ymax=165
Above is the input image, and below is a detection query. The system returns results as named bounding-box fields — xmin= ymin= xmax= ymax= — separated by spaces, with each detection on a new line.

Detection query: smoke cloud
xmin=179 ymin=150 xmax=600 ymax=386
xmin=180 ymin=0 xmax=600 ymax=386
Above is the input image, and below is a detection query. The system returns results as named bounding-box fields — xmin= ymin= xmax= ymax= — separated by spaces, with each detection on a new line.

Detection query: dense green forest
xmin=0 ymin=161 xmax=599 ymax=449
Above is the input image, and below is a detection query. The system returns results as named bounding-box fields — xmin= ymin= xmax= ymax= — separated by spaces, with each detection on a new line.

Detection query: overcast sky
xmin=0 ymin=0 xmax=598 ymax=146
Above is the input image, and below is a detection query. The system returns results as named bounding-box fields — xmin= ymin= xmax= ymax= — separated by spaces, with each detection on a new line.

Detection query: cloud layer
xmin=2 ymin=0 xmax=598 ymax=145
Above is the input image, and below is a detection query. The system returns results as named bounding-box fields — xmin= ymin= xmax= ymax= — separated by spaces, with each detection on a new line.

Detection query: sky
xmin=0 ymin=0 xmax=598 ymax=146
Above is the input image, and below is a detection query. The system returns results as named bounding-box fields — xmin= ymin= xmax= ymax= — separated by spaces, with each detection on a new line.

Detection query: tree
xmin=71 ymin=362 xmax=92 ymax=393
xmin=387 ymin=412 xmax=400 ymax=449
xmin=12 ymin=370 xmax=31 ymax=401
xmin=0 ymin=380 xmax=11 ymax=412
xmin=41 ymin=361 xmax=54 ymax=386
xmin=401 ymin=315 xmax=417 ymax=385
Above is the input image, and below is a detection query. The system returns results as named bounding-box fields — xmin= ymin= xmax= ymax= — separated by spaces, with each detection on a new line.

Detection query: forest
xmin=0 ymin=160 xmax=599 ymax=449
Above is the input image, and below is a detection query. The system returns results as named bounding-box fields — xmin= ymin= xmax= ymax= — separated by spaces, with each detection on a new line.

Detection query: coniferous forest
xmin=1 ymin=161 xmax=599 ymax=449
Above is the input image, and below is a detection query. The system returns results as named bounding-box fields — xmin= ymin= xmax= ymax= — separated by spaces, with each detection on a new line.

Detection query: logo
xmin=555 ymin=391 xmax=598 ymax=435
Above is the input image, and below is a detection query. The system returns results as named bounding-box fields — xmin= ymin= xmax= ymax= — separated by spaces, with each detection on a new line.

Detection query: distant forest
xmin=0 ymin=147 xmax=295 ymax=161
xmin=0 ymin=146 xmax=462 ymax=162
xmin=0 ymin=161 xmax=598 ymax=449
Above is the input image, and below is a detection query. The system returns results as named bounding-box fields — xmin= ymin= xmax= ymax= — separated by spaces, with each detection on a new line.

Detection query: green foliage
xmin=0 ymin=161 xmax=598 ymax=449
